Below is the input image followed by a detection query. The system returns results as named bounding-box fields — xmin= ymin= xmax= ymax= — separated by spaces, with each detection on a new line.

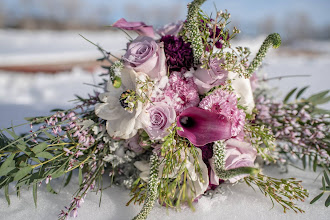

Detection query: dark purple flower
xmin=177 ymin=107 xmax=232 ymax=146
xmin=160 ymin=35 xmax=194 ymax=73
xmin=197 ymin=143 xmax=213 ymax=164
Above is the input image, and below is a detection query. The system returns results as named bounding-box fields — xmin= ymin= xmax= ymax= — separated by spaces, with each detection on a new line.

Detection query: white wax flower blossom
xmin=228 ymin=71 xmax=255 ymax=114
xmin=95 ymin=67 xmax=146 ymax=139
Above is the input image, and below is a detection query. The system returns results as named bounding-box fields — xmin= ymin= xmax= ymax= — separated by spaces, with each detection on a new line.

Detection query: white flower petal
xmin=95 ymin=103 xmax=122 ymax=121
xmin=228 ymin=72 xmax=255 ymax=114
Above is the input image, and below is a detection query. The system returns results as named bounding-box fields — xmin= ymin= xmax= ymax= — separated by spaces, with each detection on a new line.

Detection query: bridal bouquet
xmin=1 ymin=0 xmax=329 ymax=219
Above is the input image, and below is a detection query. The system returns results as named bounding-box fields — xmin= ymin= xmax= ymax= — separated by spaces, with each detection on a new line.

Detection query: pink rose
xmin=156 ymin=21 xmax=183 ymax=37
xmin=142 ymin=102 xmax=176 ymax=140
xmin=123 ymin=36 xmax=166 ymax=79
xmin=209 ymin=138 xmax=257 ymax=184
xmin=193 ymin=58 xmax=228 ymax=94
xmin=112 ymin=18 xmax=154 ymax=38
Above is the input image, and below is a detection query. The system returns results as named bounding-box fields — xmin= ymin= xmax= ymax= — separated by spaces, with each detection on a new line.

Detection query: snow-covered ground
xmin=0 ymin=30 xmax=329 ymax=219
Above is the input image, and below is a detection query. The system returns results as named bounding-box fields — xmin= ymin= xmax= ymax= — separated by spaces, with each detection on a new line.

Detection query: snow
xmin=0 ymin=30 xmax=329 ymax=219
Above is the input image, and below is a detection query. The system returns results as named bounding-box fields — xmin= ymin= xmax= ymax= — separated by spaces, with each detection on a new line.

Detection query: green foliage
xmin=310 ymin=169 xmax=330 ymax=207
xmin=245 ymin=173 xmax=309 ymax=213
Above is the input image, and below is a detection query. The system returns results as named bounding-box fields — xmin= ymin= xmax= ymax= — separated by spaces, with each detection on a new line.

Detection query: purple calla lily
xmin=177 ymin=107 xmax=232 ymax=146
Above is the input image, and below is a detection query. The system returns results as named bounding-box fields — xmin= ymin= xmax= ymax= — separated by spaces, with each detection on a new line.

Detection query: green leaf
xmin=0 ymin=153 xmax=16 ymax=175
xmin=308 ymin=90 xmax=329 ymax=104
xmin=32 ymin=142 xmax=48 ymax=154
xmin=313 ymin=155 xmax=318 ymax=172
xmin=325 ymin=195 xmax=330 ymax=207
xmin=64 ymin=171 xmax=73 ymax=187
xmin=16 ymin=144 xmax=32 ymax=156
xmin=312 ymin=108 xmax=330 ymax=115
xmin=46 ymin=183 xmax=57 ymax=194
xmin=310 ymin=192 xmax=324 ymax=204
xmin=324 ymin=171 xmax=330 ymax=186
xmin=302 ymin=155 xmax=307 ymax=169
xmin=14 ymin=167 xmax=33 ymax=182
xmin=284 ymin=88 xmax=297 ymax=103
xmin=296 ymin=86 xmax=309 ymax=99
xmin=5 ymin=184 xmax=10 ymax=205
xmin=313 ymin=96 xmax=330 ymax=105
xmin=0 ymin=166 xmax=16 ymax=176
xmin=16 ymin=186 xmax=21 ymax=198
xmin=33 ymin=182 xmax=37 ymax=207
xmin=35 ymin=152 xmax=53 ymax=160
xmin=3 ymin=128 xmax=19 ymax=140
xmin=322 ymin=177 xmax=326 ymax=191
xmin=51 ymin=170 xmax=65 ymax=179
xmin=50 ymin=108 xmax=64 ymax=112
xmin=42 ymin=131 xmax=54 ymax=140
xmin=79 ymin=167 xmax=83 ymax=186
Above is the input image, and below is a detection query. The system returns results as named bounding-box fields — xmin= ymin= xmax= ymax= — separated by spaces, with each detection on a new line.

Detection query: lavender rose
xmin=112 ymin=18 xmax=154 ymax=38
xmin=156 ymin=21 xmax=183 ymax=37
xmin=123 ymin=36 xmax=166 ymax=80
xmin=193 ymin=58 xmax=228 ymax=94
xmin=209 ymin=138 xmax=257 ymax=184
xmin=142 ymin=102 xmax=176 ymax=140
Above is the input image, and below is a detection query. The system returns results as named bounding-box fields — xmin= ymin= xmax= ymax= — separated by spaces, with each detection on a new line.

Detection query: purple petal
xmin=177 ymin=107 xmax=232 ymax=146
xmin=113 ymin=18 xmax=155 ymax=38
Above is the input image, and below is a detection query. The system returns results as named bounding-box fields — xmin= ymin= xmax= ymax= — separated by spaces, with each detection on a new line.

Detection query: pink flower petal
xmin=113 ymin=18 xmax=155 ymax=38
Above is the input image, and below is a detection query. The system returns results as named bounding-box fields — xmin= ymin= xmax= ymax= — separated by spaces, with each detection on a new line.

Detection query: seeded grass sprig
xmin=133 ymin=152 xmax=160 ymax=220
xmin=181 ymin=0 xmax=206 ymax=64
xmin=246 ymin=33 xmax=281 ymax=77
xmin=245 ymin=173 xmax=309 ymax=213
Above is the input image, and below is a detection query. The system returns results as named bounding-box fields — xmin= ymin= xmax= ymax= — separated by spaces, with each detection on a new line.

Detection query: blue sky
xmin=2 ymin=0 xmax=330 ymax=35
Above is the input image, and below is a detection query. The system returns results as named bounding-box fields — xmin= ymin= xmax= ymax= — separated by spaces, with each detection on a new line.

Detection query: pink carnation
xmin=163 ymin=72 xmax=199 ymax=114
xmin=199 ymin=89 xmax=245 ymax=137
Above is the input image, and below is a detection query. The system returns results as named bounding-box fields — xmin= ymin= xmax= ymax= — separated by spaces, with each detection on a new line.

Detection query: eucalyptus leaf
xmin=284 ymin=88 xmax=297 ymax=103
xmin=42 ymin=131 xmax=55 ymax=140
xmin=296 ymin=86 xmax=309 ymax=99
xmin=307 ymin=90 xmax=329 ymax=104
xmin=312 ymin=95 xmax=330 ymax=105
xmin=0 ymin=153 xmax=16 ymax=175
xmin=14 ymin=167 xmax=33 ymax=182
xmin=5 ymin=184 xmax=10 ymax=205
xmin=64 ymin=171 xmax=73 ymax=187
xmin=32 ymin=142 xmax=48 ymax=154
xmin=302 ymin=155 xmax=306 ymax=169
xmin=35 ymin=152 xmax=53 ymax=160
xmin=0 ymin=166 xmax=16 ymax=176
xmin=46 ymin=183 xmax=58 ymax=194
xmin=325 ymin=195 xmax=330 ymax=207
xmin=313 ymin=155 xmax=318 ymax=172
xmin=33 ymin=182 xmax=37 ymax=207
xmin=310 ymin=192 xmax=324 ymax=204
xmin=79 ymin=167 xmax=83 ymax=186
xmin=324 ymin=171 xmax=330 ymax=186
